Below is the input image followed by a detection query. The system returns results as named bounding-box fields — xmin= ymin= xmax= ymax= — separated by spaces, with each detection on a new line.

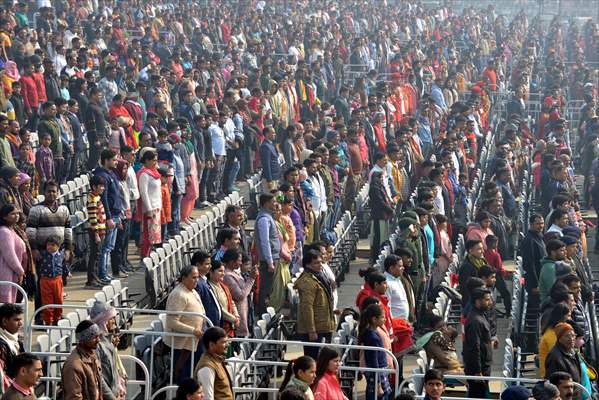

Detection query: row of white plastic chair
xmin=143 ymin=191 xmax=245 ymax=307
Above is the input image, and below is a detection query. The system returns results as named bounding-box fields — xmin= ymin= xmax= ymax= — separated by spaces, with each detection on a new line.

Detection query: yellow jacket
xmin=539 ymin=328 xmax=557 ymax=378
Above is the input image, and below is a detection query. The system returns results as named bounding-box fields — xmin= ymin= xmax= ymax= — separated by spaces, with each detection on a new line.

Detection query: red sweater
xmin=484 ymin=248 xmax=506 ymax=277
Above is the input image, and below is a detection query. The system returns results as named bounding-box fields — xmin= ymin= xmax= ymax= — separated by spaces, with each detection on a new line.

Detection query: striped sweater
xmin=86 ymin=193 xmax=106 ymax=236
xmin=26 ymin=203 xmax=72 ymax=251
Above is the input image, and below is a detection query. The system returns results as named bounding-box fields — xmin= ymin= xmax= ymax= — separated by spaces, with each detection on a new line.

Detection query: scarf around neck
xmin=0 ymin=328 xmax=20 ymax=355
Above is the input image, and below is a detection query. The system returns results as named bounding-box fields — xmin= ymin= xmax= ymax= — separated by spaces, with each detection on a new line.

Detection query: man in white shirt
xmin=207 ymin=112 xmax=227 ymax=202
xmin=384 ymin=254 xmax=410 ymax=320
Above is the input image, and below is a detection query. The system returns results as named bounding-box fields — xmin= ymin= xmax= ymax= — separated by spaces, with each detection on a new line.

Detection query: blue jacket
xmin=195 ymin=277 xmax=222 ymax=328
xmin=255 ymin=208 xmax=281 ymax=264
xmin=259 ymin=139 xmax=281 ymax=181
xmin=93 ymin=166 xmax=125 ymax=220
xmin=362 ymin=327 xmax=387 ymax=368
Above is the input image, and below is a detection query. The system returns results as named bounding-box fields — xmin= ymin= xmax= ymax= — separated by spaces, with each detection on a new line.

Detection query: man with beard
xmin=463 ymin=288 xmax=493 ymax=398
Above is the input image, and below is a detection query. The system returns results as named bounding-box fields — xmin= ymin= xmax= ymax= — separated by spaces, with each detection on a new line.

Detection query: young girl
xmin=279 ymin=356 xmax=316 ymax=400
xmin=108 ymin=117 xmax=127 ymax=154
xmin=356 ymin=268 xmax=392 ymax=334
xmin=359 ymin=304 xmax=391 ymax=400
xmin=313 ymin=347 xmax=346 ymax=400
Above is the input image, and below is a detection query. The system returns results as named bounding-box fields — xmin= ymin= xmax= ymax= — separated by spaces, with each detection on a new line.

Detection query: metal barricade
xmin=151 ymin=386 xmax=178 ymax=400
xmin=401 ymin=373 xmax=592 ymax=399
xmin=227 ymin=337 xmax=402 ymax=399
xmin=28 ymin=304 xmax=213 ymax=394
xmin=0 ymin=280 xmax=29 ymax=327
xmin=32 ymin=351 xmax=150 ymax=400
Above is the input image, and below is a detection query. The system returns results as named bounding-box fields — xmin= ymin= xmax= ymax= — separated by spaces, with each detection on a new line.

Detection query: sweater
xmin=26 ymin=203 xmax=72 ymax=251
xmin=165 ymin=283 xmax=205 ymax=351
xmin=86 ymin=193 xmax=106 ymax=236
xmin=313 ymin=372 xmax=345 ymax=400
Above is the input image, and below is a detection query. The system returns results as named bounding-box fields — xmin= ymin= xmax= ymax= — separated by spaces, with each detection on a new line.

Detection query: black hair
xmin=465 ymin=239 xmax=482 ymax=252
xmin=100 ymin=149 xmax=117 ymax=164
xmin=0 ymin=303 xmax=23 ymax=322
xmin=314 ymin=346 xmax=340 ymax=388
xmin=546 ymin=239 xmax=566 ymax=253
xmin=216 ymin=228 xmax=238 ymax=247
xmin=471 ymin=287 xmax=491 ymax=303
xmin=280 ymin=387 xmax=307 ymax=400
xmin=394 ymin=247 xmax=414 ymax=258
xmin=90 ymin=175 xmax=105 ymax=188
xmin=7 ymin=353 xmax=40 ymax=379
xmin=560 ymin=274 xmax=580 ymax=287
xmin=361 ymin=296 xmax=381 ymax=310
xmin=542 ymin=303 xmax=570 ymax=333
xmin=384 ymin=255 xmax=401 ymax=272
xmin=485 ymin=234 xmax=498 ymax=247
xmin=140 ymin=150 xmax=157 ymax=163
xmin=0 ymin=204 xmax=17 ymax=227
xmin=45 ymin=235 xmax=61 ymax=246
xmin=175 ymin=378 xmax=201 ymax=400
xmin=259 ymin=193 xmax=275 ymax=207
xmin=548 ymin=371 xmax=573 ymax=387
xmin=75 ymin=320 xmax=95 ymax=334
xmin=210 ymin=259 xmax=224 ymax=272
xmin=478 ymin=265 xmax=496 ymax=279
xmin=302 ymin=249 xmax=321 ymax=268
xmin=202 ymin=326 xmax=227 ymax=348
xmin=424 ymin=368 xmax=445 ymax=383
xmin=279 ymin=356 xmax=316 ymax=392
xmin=190 ymin=250 xmax=211 ymax=266
xmin=358 ymin=304 xmax=384 ymax=343
xmin=222 ymin=248 xmax=241 ymax=264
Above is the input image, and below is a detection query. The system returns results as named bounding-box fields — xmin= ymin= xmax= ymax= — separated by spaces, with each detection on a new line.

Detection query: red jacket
xmin=32 ymin=72 xmax=47 ymax=103
xmin=19 ymin=75 xmax=38 ymax=112
xmin=356 ymin=283 xmax=393 ymax=333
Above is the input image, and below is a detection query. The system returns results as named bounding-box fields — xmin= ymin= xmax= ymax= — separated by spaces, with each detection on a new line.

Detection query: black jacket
xmin=521 ymin=230 xmax=547 ymax=291
xmin=44 ymin=72 xmax=61 ymax=102
xmin=458 ymin=255 xmax=480 ymax=305
xmin=463 ymin=307 xmax=493 ymax=375
xmin=369 ymin=171 xmax=394 ymax=220
xmin=544 ymin=344 xmax=581 ymax=385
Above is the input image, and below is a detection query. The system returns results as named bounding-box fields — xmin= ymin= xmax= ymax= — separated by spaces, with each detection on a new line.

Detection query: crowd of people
xmin=0 ymin=0 xmax=598 ymax=399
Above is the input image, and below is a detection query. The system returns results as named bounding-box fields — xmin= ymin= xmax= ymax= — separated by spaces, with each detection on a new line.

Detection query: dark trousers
xmin=297 ymin=332 xmax=332 ymax=360
xmin=257 ymin=261 xmax=275 ymax=315
xmin=54 ymin=157 xmax=65 ymax=183
xmin=172 ymin=345 xmax=204 ymax=383
xmin=87 ymin=142 xmax=102 ymax=170
xmin=467 ymin=379 xmax=490 ymax=399
xmin=87 ymin=232 xmax=104 ymax=285
xmin=111 ymin=218 xmax=131 ymax=275
xmin=197 ymin=164 xmax=207 ymax=203
xmin=495 ymin=274 xmax=512 ymax=313
xmin=207 ymin=156 xmax=225 ymax=202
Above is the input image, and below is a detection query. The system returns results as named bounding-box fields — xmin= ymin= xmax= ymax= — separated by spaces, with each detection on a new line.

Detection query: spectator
xmin=89 ymin=301 xmax=125 ymax=400
xmin=175 ymin=378 xmax=204 ymax=400
xmin=539 ymin=239 xmax=569 ymax=302
xmin=270 ymin=200 xmax=294 ymax=311
xmin=222 ymin=205 xmax=249 ymax=253
xmin=544 ymin=323 xmax=581 ymax=387
xmin=2 ymin=353 xmax=42 ymax=400
xmin=423 ymin=369 xmax=446 ymax=400
xmin=166 ymin=265 xmax=205 ymax=382
xmin=207 ymin=260 xmax=239 ymax=337
xmin=0 ymin=204 xmax=26 ymax=303
xmin=458 ymin=240 xmax=486 ymax=306
xmin=137 ymin=149 xmax=162 ymax=257
xmin=193 ymin=250 xmax=221 ymax=331
xmin=420 ymin=315 xmax=463 ymax=374
xmin=295 ymin=249 xmax=335 ymax=360
xmin=0 ymin=166 xmax=21 ymax=211
xmin=358 ymin=304 xmax=391 ymax=400
xmin=38 ymin=235 xmax=69 ymax=326
xmin=260 ymin=126 xmax=281 ymax=193
xmin=532 ymin=381 xmax=560 ymax=400
xmin=548 ymin=372 xmax=574 ymax=400
xmin=195 ymin=327 xmax=233 ymax=400
xmin=0 ymin=304 xmax=24 ymax=395
xmin=34 ymin=132 xmax=54 ymax=187
xmin=280 ymin=387 xmax=307 ymax=400
xmin=85 ymin=175 xmax=106 ymax=289
xmin=312 ymin=347 xmax=344 ymax=400
xmin=463 ymin=288 xmax=493 ymax=398
xmin=466 ymin=211 xmax=494 ymax=248
xmin=522 ymin=213 xmax=547 ymax=303
xmin=61 ymin=320 xmax=103 ymax=400
xmin=254 ymin=193 xmax=281 ymax=314
xmin=356 ymin=268 xmax=392 ymax=333
xmin=0 ymin=116 xmax=14 ymax=168
xmin=222 ymin=248 xmax=256 ymax=338
xmin=368 ymin=152 xmax=395 ymax=263
xmin=279 ymin=356 xmax=316 ymax=400
xmin=538 ymin=303 xmax=572 ymax=380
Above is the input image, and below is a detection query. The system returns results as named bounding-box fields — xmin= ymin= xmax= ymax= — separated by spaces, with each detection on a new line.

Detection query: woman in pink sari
xmin=136 ymin=149 xmax=162 ymax=257
xmin=180 ymin=129 xmax=199 ymax=223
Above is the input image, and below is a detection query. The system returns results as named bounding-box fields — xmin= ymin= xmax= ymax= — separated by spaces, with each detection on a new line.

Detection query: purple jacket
xmin=290 ymin=207 xmax=304 ymax=243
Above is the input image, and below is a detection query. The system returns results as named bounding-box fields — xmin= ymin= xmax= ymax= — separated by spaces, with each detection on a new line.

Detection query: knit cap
xmin=89 ymin=300 xmax=117 ymax=331
xmin=501 ymin=385 xmax=532 ymax=400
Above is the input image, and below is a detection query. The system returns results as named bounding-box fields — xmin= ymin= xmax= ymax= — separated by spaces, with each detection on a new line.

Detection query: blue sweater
xmin=259 ymin=139 xmax=281 ymax=181
xmin=362 ymin=327 xmax=387 ymax=369
xmin=93 ymin=166 xmax=125 ymax=220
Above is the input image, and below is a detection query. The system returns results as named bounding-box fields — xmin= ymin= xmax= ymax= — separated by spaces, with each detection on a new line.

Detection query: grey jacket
xmin=96 ymin=336 xmax=119 ymax=400
xmin=255 ymin=208 xmax=281 ymax=264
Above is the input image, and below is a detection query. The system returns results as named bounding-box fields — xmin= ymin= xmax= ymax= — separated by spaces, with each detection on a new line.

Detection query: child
xmin=423 ymin=368 xmax=446 ymax=400
xmin=158 ymin=164 xmax=173 ymax=241
xmin=108 ymin=117 xmax=127 ymax=155
xmin=478 ymin=265 xmax=499 ymax=349
xmin=420 ymin=315 xmax=463 ymax=374
xmin=35 ymin=132 xmax=54 ymax=190
xmin=16 ymin=142 xmax=36 ymax=192
xmin=86 ymin=175 xmax=107 ymax=288
xmin=278 ymin=356 xmax=316 ymax=400
xmin=359 ymin=304 xmax=391 ymax=400
xmin=38 ymin=235 xmax=70 ymax=325
xmin=483 ymin=234 xmax=512 ymax=315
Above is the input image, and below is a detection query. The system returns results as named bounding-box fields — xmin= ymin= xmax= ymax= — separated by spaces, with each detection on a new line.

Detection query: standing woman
xmin=180 ymin=126 xmax=199 ymax=223
xmin=312 ymin=347 xmax=346 ymax=400
xmin=137 ymin=149 xmax=162 ymax=257
xmin=0 ymin=204 xmax=26 ymax=302
xmin=270 ymin=201 xmax=294 ymax=311
xmin=208 ymin=260 xmax=240 ymax=337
